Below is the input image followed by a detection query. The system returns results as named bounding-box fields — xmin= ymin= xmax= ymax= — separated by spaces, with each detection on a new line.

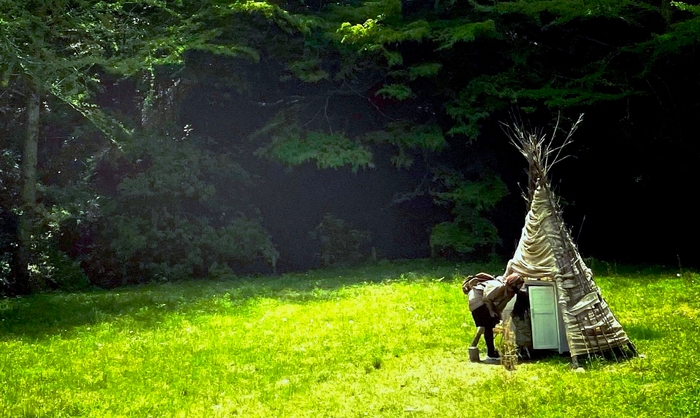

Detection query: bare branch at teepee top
xmin=500 ymin=112 xmax=584 ymax=201
xmin=548 ymin=113 xmax=584 ymax=172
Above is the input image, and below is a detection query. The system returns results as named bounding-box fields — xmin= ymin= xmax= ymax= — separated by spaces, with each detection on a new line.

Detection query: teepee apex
xmin=501 ymin=113 xmax=583 ymax=207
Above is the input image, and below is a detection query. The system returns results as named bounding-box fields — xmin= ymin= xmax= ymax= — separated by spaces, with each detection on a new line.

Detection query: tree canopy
xmin=1 ymin=0 xmax=699 ymax=294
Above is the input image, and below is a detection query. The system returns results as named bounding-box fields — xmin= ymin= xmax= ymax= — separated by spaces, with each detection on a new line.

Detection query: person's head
xmin=505 ymin=273 xmax=524 ymax=290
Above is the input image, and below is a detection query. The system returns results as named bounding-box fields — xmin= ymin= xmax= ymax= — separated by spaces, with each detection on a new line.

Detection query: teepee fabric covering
xmin=507 ymin=183 xmax=631 ymax=357
xmin=507 ymin=185 xmax=558 ymax=279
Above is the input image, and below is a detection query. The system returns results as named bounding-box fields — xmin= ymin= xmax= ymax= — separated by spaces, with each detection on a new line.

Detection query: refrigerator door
xmin=529 ymin=284 xmax=560 ymax=350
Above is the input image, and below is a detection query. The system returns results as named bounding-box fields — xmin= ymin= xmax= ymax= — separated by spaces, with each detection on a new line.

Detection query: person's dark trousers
xmin=471 ymin=304 xmax=500 ymax=358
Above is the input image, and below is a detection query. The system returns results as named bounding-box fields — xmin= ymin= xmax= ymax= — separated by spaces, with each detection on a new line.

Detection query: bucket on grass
xmin=468 ymin=346 xmax=480 ymax=362
xmin=468 ymin=326 xmax=485 ymax=362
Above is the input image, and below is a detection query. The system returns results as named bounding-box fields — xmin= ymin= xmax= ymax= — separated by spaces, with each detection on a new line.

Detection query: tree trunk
xmin=661 ymin=0 xmax=671 ymax=29
xmin=14 ymin=90 xmax=40 ymax=294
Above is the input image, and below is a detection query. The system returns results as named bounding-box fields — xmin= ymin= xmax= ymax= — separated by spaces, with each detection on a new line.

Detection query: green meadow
xmin=1 ymin=260 xmax=698 ymax=417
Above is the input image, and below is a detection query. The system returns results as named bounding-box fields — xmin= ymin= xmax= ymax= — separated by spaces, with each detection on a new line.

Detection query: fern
xmin=287 ymin=57 xmax=330 ymax=83
xmin=494 ymin=0 xmax=636 ymax=25
xmin=408 ymin=63 xmax=442 ymax=80
xmin=375 ymin=83 xmax=414 ymax=100
xmin=436 ymin=20 xmax=496 ymax=50
xmin=361 ymin=122 xmax=446 ymax=167
xmin=256 ymin=129 xmax=375 ymax=172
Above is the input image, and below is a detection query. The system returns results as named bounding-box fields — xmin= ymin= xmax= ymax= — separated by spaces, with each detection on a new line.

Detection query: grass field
xmin=1 ymin=259 xmax=698 ymax=417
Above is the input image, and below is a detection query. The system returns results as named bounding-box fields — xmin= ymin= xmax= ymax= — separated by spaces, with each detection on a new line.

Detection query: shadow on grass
xmin=0 ymin=288 xmax=187 ymax=341
xmin=0 ymin=259 xmax=500 ymax=341
xmin=624 ymin=324 xmax=665 ymax=340
xmin=516 ymin=348 xmax=641 ymax=370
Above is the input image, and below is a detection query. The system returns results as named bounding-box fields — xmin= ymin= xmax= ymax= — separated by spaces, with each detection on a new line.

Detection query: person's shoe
xmin=487 ymin=352 xmax=500 ymax=359
xmin=483 ymin=356 xmax=500 ymax=364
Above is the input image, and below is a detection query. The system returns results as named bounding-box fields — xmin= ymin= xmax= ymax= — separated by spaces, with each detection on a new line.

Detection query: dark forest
xmin=2 ymin=0 xmax=699 ymax=295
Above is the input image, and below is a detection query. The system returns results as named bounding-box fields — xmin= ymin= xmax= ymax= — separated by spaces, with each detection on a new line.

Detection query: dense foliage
xmin=310 ymin=213 xmax=373 ymax=266
xmin=90 ymin=133 xmax=278 ymax=286
xmin=1 ymin=0 xmax=699 ymax=293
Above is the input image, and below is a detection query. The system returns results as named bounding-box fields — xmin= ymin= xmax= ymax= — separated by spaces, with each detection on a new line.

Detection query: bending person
xmin=467 ymin=272 xmax=524 ymax=361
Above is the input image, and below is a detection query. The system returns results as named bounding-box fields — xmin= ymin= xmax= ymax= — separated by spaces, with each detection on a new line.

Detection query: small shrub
xmin=96 ymin=134 xmax=278 ymax=283
xmin=430 ymin=173 xmax=507 ymax=259
xmin=310 ymin=213 xmax=372 ymax=266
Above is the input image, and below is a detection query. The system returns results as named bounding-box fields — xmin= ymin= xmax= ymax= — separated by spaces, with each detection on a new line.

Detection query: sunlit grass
xmin=1 ymin=259 xmax=698 ymax=417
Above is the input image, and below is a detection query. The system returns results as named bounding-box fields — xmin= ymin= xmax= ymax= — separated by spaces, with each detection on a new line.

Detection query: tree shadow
xmin=0 ymin=287 xmax=189 ymax=341
xmin=0 ymin=259 xmax=497 ymax=341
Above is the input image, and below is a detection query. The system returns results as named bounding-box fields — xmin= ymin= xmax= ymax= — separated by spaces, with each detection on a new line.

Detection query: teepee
xmin=502 ymin=115 xmax=636 ymax=366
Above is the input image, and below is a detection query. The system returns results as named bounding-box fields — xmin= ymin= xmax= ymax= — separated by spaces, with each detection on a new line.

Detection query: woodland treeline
xmin=1 ymin=0 xmax=698 ymax=295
